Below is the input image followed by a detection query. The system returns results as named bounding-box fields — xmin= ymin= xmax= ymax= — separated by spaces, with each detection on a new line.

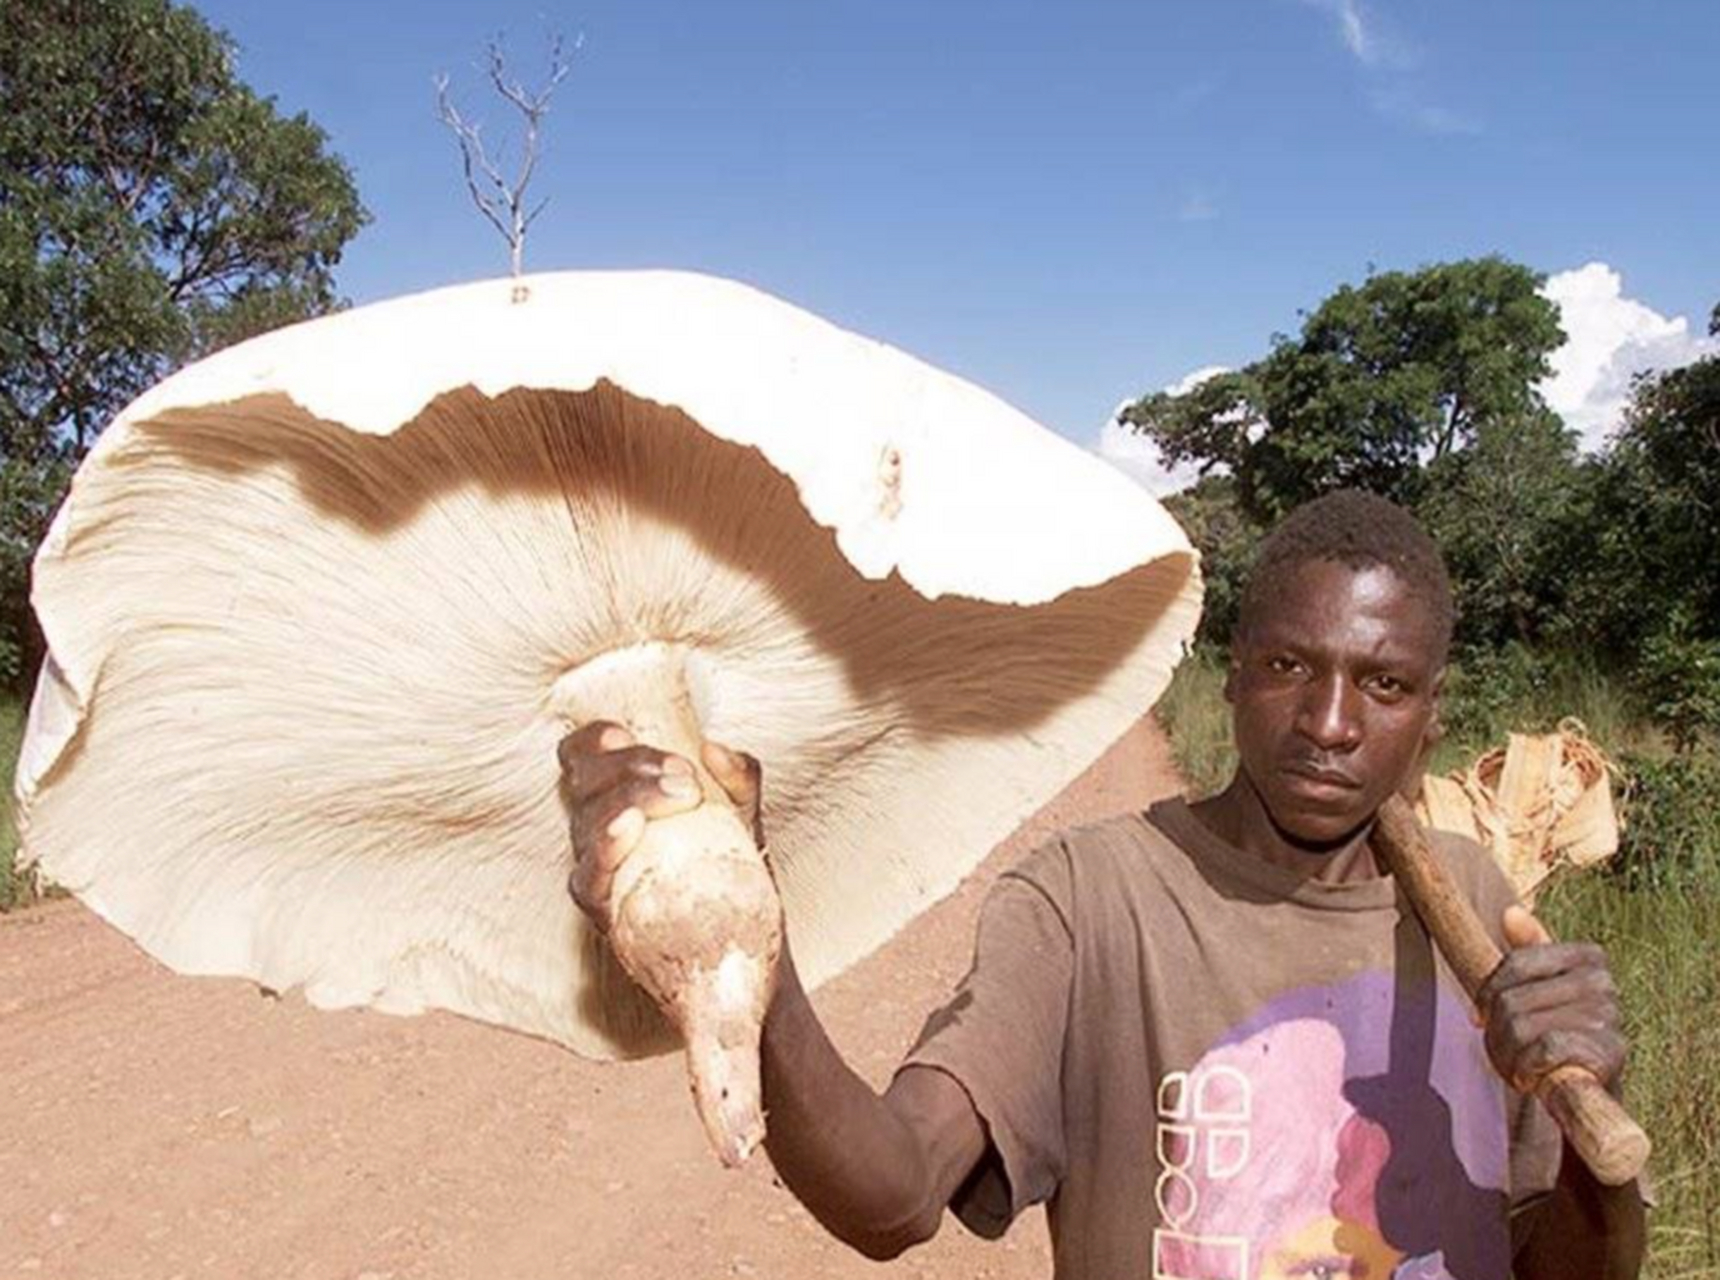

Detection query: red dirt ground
xmin=0 ymin=718 xmax=1182 ymax=1280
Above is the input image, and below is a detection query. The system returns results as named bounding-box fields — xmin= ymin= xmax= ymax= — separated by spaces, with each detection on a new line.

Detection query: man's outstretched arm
xmin=760 ymin=953 xmax=987 ymax=1259
xmin=557 ymin=722 xmax=987 ymax=1261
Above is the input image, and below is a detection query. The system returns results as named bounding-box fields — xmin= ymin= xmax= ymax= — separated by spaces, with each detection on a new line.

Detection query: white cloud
xmin=1094 ymin=366 xmax=1230 ymax=496
xmin=1540 ymin=263 xmax=1718 ymax=452
xmin=1162 ymin=77 xmax=1219 ymax=117
xmin=1409 ymin=103 xmax=1480 ymax=136
xmin=1297 ymin=0 xmax=1391 ymax=68
xmin=1297 ymin=0 xmax=1476 ymax=133
xmin=1337 ymin=0 xmax=1371 ymax=62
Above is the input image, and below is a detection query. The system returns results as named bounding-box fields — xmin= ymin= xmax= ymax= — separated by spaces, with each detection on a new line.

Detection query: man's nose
xmin=1296 ymin=673 xmax=1362 ymax=751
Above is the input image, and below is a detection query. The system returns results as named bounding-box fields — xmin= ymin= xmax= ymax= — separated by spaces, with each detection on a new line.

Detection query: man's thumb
xmin=1502 ymin=903 xmax=1553 ymax=950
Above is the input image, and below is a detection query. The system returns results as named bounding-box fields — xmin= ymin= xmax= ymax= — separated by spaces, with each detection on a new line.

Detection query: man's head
xmin=1226 ymin=491 xmax=1452 ymax=849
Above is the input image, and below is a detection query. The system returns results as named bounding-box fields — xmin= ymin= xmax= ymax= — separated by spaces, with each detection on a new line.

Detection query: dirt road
xmin=1 ymin=719 xmax=1181 ymax=1280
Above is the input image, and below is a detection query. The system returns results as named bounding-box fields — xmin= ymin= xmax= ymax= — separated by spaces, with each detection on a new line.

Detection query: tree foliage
xmin=1128 ymin=262 xmax=1717 ymax=735
xmin=1121 ymin=257 xmax=1565 ymax=522
xmin=1556 ymin=305 xmax=1720 ymax=743
xmin=0 ymin=0 xmax=367 ymax=679
xmin=1416 ymin=409 xmax=1581 ymax=648
xmin=1163 ymin=475 xmax=1261 ymax=647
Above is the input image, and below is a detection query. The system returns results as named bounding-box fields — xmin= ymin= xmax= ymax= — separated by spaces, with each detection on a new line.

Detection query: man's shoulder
xmin=1427 ymin=825 xmax=1520 ymax=905
xmin=1002 ymin=803 xmax=1195 ymax=905
xmin=1424 ymin=824 xmax=1522 ymax=946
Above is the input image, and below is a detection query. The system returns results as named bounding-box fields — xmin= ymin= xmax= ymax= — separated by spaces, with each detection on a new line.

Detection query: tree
xmin=0 ymin=0 xmax=367 ymax=679
xmin=1417 ymin=409 xmax=1581 ymax=647
xmin=1162 ymin=474 xmax=1261 ymax=647
xmin=1611 ymin=303 xmax=1720 ymax=637
xmin=1558 ymin=298 xmax=1720 ymax=714
xmin=435 ymin=33 xmax=576 ymax=284
xmin=1120 ymin=257 xmax=1566 ymax=522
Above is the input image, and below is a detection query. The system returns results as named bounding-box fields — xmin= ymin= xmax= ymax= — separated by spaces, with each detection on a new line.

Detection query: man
xmin=559 ymin=490 xmax=1646 ymax=1278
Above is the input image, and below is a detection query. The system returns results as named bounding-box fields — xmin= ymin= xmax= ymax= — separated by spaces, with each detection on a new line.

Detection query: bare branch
xmin=434 ymin=32 xmax=578 ymax=281
xmin=434 ymin=72 xmax=518 ymax=248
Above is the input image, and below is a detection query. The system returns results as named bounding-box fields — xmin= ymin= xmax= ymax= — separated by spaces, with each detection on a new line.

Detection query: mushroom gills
xmin=551 ymin=643 xmax=782 ymax=1167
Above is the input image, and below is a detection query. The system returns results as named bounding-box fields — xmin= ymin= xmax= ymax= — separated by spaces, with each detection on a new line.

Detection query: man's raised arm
xmin=760 ymin=953 xmax=987 ymax=1258
xmin=556 ymin=722 xmax=987 ymax=1260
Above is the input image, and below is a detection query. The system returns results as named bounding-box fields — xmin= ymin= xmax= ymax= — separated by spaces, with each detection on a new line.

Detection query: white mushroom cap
xmin=18 ymin=271 xmax=1201 ymax=1058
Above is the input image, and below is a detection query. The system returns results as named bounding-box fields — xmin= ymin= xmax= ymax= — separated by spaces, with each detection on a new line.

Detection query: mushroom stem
xmin=551 ymin=643 xmax=782 ymax=1167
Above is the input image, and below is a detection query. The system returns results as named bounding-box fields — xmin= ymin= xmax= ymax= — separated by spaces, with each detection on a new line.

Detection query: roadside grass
xmin=0 ymin=693 xmax=28 ymax=911
xmin=1539 ymin=871 xmax=1720 ymax=1277
xmin=1155 ymin=645 xmax=1720 ymax=1277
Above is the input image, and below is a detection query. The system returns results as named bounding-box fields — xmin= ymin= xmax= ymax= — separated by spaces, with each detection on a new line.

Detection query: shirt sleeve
xmin=897 ymin=845 xmax=1074 ymax=1239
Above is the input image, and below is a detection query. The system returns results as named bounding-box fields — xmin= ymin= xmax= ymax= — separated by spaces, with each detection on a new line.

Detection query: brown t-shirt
xmin=903 ymin=797 xmax=1563 ymax=1280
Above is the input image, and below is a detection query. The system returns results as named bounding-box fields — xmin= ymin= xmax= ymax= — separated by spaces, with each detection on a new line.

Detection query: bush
xmin=1434 ymin=646 xmax=1649 ymax=773
xmin=1610 ymin=748 xmax=1720 ymax=894
xmin=0 ymin=691 xmax=27 ymax=909
xmin=1438 ymin=644 xmax=1553 ymax=753
xmin=1636 ymin=610 xmax=1720 ymax=753
xmin=1163 ymin=477 xmax=1262 ymax=647
xmin=1154 ymin=645 xmax=1235 ymax=798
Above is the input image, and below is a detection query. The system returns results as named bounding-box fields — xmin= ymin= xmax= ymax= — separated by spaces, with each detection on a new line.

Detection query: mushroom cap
xmin=18 ymin=271 xmax=1201 ymax=1058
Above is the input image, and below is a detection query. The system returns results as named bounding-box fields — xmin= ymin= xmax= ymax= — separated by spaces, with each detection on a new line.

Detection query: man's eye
xmin=1267 ymin=656 xmax=1301 ymax=675
xmin=1369 ymin=675 xmax=1405 ymax=695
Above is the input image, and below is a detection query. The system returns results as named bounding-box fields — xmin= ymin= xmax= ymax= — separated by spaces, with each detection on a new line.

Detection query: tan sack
xmin=1413 ymin=720 xmax=1619 ymax=902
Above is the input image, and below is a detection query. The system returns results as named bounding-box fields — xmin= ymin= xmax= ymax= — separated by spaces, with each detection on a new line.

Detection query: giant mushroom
xmin=17 ymin=270 xmax=1201 ymax=1165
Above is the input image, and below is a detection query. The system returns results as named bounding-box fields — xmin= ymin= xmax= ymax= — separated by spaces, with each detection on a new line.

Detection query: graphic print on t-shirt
xmin=1149 ymin=970 xmax=1510 ymax=1280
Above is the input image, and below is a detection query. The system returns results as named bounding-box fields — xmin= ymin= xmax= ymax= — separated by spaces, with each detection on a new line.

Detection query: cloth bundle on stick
xmin=1415 ymin=720 xmax=1619 ymax=903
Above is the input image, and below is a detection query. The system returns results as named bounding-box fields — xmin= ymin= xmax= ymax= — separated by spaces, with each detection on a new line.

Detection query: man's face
xmin=1226 ymin=559 xmax=1444 ymax=849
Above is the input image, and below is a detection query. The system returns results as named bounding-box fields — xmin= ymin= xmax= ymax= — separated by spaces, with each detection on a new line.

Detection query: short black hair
xmin=1237 ymin=490 xmax=1454 ymax=658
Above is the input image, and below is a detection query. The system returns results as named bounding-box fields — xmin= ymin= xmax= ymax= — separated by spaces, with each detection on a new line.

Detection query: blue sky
xmin=198 ymin=0 xmax=1717 ymax=476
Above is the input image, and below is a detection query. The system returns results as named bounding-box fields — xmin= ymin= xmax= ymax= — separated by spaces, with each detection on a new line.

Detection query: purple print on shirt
xmin=1149 ymin=970 xmax=1509 ymax=1279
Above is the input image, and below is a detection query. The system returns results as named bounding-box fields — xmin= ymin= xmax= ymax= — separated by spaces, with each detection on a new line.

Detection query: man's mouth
xmin=1281 ymin=761 xmax=1363 ymax=791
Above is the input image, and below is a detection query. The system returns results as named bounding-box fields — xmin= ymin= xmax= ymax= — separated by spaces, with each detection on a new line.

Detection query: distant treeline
xmin=1121 ymin=258 xmax=1718 ymax=752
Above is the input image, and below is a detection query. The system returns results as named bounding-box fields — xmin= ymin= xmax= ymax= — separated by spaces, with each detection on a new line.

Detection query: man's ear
xmin=1223 ymin=645 xmax=1240 ymax=703
xmin=1397 ymin=667 xmax=1448 ymax=802
xmin=1422 ymin=665 xmax=1448 ymax=758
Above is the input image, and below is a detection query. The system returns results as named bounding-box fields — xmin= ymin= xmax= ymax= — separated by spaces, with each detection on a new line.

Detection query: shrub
xmin=1609 ymin=748 xmax=1720 ymax=894
xmin=1437 ymin=644 xmax=1553 ymax=756
xmin=1636 ymin=610 xmax=1720 ymax=753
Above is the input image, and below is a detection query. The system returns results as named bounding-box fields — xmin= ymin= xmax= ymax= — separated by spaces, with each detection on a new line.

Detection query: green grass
xmin=1155 ymin=646 xmax=1236 ymax=798
xmin=1434 ymin=643 xmax=1667 ymax=770
xmin=0 ymin=692 xmax=30 ymax=911
xmin=1538 ymin=873 xmax=1720 ymax=1278
xmin=1154 ymin=645 xmax=1720 ymax=1277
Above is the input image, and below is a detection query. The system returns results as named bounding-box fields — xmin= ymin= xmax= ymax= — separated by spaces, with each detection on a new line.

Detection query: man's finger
xmin=1490 ymin=968 xmax=1618 ymax=1026
xmin=563 ymin=744 xmax=693 ymax=806
xmin=572 ymin=772 xmax=702 ymax=856
xmin=702 ymin=740 xmax=760 ymax=808
xmin=558 ymin=720 xmax=636 ymax=767
xmin=1477 ymin=941 xmax=1607 ymax=1017
xmin=1503 ymin=903 xmax=1554 ymax=950
xmin=568 ymin=805 xmax=647 ymax=932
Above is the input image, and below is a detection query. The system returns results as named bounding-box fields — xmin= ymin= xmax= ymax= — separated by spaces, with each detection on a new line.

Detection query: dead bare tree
xmin=434 ymin=33 xmax=579 ymax=291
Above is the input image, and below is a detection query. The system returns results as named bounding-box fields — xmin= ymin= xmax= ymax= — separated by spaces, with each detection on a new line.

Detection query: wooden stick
xmin=1372 ymin=795 xmax=1650 ymax=1187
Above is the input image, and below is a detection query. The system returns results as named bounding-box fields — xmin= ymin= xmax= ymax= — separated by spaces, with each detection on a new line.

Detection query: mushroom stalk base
xmin=551 ymin=643 xmax=782 ymax=1168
